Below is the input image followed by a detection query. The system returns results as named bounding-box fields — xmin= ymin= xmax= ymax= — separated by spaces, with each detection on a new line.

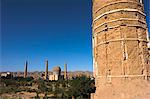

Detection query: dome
xmin=52 ymin=66 xmax=61 ymax=72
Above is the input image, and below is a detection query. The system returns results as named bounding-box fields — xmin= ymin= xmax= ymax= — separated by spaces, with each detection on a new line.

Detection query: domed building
xmin=52 ymin=66 xmax=61 ymax=75
xmin=49 ymin=66 xmax=62 ymax=81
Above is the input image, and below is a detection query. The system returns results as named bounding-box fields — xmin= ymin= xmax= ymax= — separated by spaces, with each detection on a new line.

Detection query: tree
xmin=67 ymin=76 xmax=95 ymax=99
xmin=36 ymin=78 xmax=48 ymax=93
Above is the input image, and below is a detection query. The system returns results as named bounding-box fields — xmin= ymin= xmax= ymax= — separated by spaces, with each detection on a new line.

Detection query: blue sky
xmin=0 ymin=0 xmax=149 ymax=72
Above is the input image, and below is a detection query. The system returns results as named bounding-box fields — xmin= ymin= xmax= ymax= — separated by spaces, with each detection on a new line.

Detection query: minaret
xmin=64 ymin=63 xmax=67 ymax=79
xmin=92 ymin=0 xmax=150 ymax=98
xmin=24 ymin=61 xmax=28 ymax=78
xmin=45 ymin=60 xmax=48 ymax=80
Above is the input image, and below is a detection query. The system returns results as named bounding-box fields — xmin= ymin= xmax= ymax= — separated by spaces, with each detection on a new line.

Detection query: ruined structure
xmin=24 ymin=61 xmax=28 ymax=78
xmin=64 ymin=63 xmax=68 ymax=79
xmin=92 ymin=0 xmax=150 ymax=98
xmin=49 ymin=66 xmax=61 ymax=81
xmin=45 ymin=60 xmax=48 ymax=80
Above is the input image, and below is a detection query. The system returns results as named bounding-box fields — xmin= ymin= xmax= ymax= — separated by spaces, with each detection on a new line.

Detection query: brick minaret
xmin=92 ymin=0 xmax=150 ymax=99
xmin=45 ymin=60 xmax=48 ymax=80
xmin=64 ymin=63 xmax=67 ymax=79
xmin=24 ymin=61 xmax=28 ymax=78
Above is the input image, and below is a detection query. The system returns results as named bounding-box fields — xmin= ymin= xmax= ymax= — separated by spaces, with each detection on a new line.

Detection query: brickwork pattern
xmin=92 ymin=0 xmax=150 ymax=98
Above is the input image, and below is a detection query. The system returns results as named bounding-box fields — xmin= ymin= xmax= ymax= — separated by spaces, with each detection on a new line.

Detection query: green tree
xmin=36 ymin=78 xmax=48 ymax=93
xmin=67 ymin=76 xmax=95 ymax=99
xmin=48 ymin=76 xmax=95 ymax=98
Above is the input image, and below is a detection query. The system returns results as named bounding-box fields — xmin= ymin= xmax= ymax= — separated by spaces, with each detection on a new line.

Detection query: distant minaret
xmin=64 ymin=63 xmax=67 ymax=80
xmin=45 ymin=60 xmax=48 ymax=80
xmin=24 ymin=61 xmax=28 ymax=78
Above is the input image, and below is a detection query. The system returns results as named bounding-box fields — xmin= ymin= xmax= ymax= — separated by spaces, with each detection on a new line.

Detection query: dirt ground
xmin=0 ymin=92 xmax=45 ymax=99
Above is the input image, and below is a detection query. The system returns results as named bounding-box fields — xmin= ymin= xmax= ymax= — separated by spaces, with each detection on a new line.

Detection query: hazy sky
xmin=0 ymin=0 xmax=149 ymax=72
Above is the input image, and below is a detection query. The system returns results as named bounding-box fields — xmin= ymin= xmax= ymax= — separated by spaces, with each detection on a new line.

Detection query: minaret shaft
xmin=45 ymin=60 xmax=48 ymax=80
xmin=64 ymin=63 xmax=67 ymax=79
xmin=24 ymin=61 xmax=28 ymax=78
xmin=92 ymin=0 xmax=150 ymax=99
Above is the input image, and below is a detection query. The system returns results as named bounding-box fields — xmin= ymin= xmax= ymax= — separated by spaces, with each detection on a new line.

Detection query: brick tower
xmin=92 ymin=0 xmax=150 ymax=99
xmin=24 ymin=61 xmax=28 ymax=78
xmin=45 ymin=60 xmax=48 ymax=80
xmin=64 ymin=63 xmax=67 ymax=80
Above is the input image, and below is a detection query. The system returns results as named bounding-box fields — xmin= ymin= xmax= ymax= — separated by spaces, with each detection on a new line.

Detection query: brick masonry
xmin=92 ymin=0 xmax=150 ymax=99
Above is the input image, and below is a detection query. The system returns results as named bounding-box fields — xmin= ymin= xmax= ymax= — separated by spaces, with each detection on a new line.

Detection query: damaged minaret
xmin=45 ymin=60 xmax=49 ymax=80
xmin=24 ymin=61 xmax=28 ymax=78
xmin=92 ymin=0 xmax=150 ymax=99
xmin=64 ymin=63 xmax=68 ymax=80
